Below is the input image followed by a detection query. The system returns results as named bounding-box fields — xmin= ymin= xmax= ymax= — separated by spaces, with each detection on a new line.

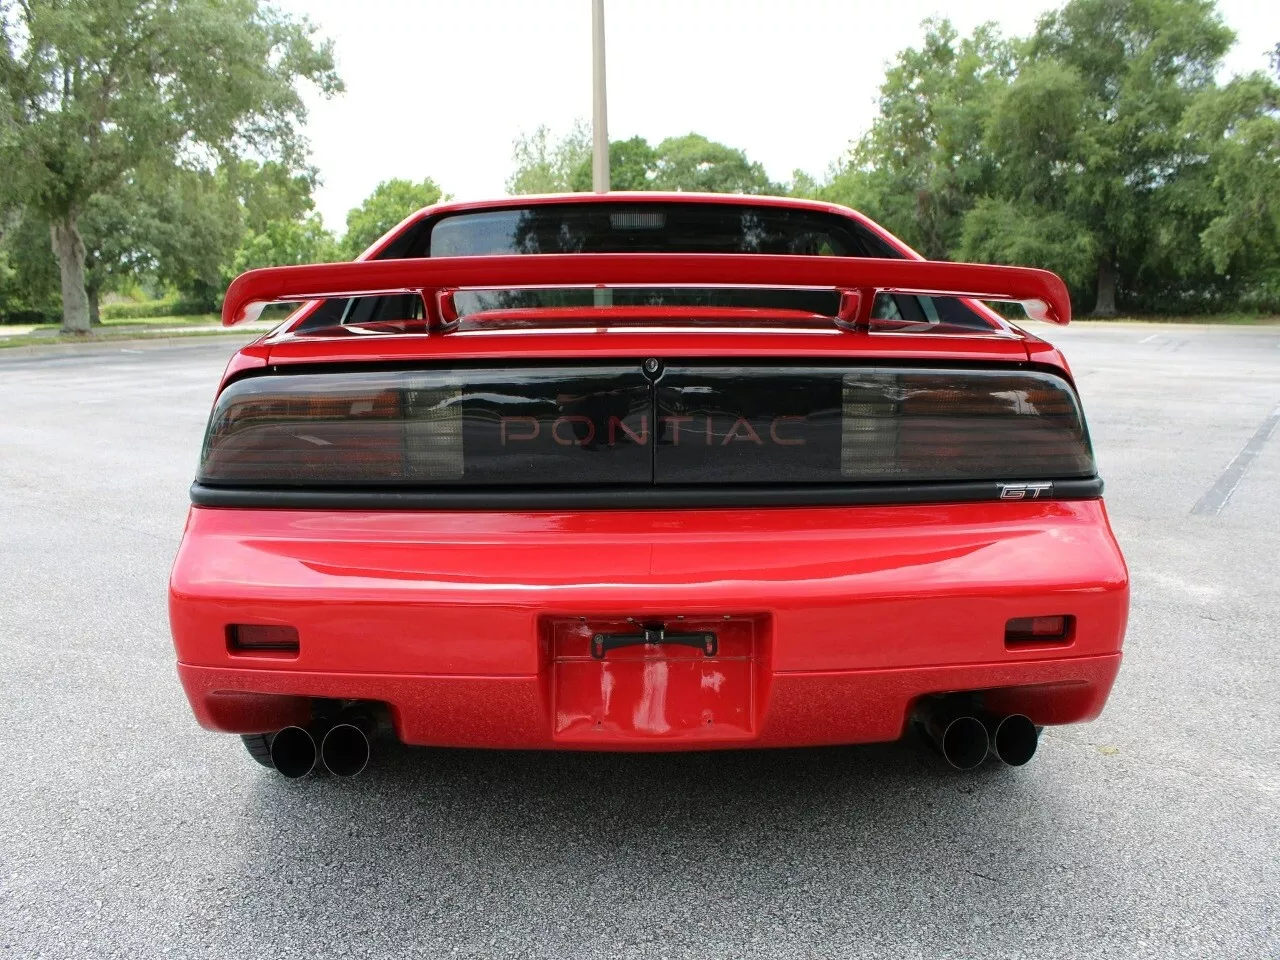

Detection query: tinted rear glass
xmin=427 ymin=204 xmax=896 ymax=258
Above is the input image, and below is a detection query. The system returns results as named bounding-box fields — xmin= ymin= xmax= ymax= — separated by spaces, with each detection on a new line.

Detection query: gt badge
xmin=999 ymin=482 xmax=1054 ymax=500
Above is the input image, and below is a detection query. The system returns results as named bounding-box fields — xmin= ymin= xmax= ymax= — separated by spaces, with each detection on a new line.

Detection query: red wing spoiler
xmin=221 ymin=253 xmax=1071 ymax=328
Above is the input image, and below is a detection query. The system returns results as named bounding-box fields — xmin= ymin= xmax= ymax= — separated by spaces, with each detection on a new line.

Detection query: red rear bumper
xmin=170 ymin=501 xmax=1128 ymax=750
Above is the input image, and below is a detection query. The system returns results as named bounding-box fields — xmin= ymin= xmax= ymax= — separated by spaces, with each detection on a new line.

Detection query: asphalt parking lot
xmin=1 ymin=323 xmax=1277 ymax=959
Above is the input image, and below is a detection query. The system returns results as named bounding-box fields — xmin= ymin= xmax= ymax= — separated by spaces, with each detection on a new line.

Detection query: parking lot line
xmin=1192 ymin=403 xmax=1280 ymax=516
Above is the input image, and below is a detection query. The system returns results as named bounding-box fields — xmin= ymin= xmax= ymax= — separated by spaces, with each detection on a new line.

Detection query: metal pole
xmin=591 ymin=0 xmax=609 ymax=193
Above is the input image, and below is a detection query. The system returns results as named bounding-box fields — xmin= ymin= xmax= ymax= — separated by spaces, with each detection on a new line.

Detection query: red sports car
xmin=169 ymin=193 xmax=1128 ymax=778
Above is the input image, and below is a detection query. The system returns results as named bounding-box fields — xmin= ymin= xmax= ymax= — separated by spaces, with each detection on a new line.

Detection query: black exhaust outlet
xmin=320 ymin=711 xmax=373 ymax=778
xmin=984 ymin=713 xmax=1039 ymax=767
xmin=916 ymin=702 xmax=989 ymax=770
xmin=269 ymin=725 xmax=319 ymax=779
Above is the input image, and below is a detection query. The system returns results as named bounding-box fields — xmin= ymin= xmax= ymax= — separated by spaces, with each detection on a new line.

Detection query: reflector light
xmin=227 ymin=624 xmax=300 ymax=654
xmin=1006 ymin=616 xmax=1072 ymax=644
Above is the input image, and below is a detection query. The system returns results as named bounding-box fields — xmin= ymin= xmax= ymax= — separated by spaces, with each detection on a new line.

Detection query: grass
xmin=0 ymin=315 xmax=262 ymax=350
xmin=1075 ymin=312 xmax=1280 ymax=324
xmin=4 ymin=313 xmax=220 ymax=333
xmin=101 ymin=313 xmax=221 ymax=327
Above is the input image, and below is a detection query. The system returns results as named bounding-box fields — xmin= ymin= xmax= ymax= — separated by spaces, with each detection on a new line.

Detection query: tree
xmin=648 ymin=134 xmax=777 ymax=194
xmin=151 ymin=165 xmax=257 ymax=309
xmin=989 ymin=0 xmax=1234 ymax=314
xmin=510 ymin=127 xmax=776 ymax=196
xmin=568 ymin=135 xmax=656 ymax=191
xmin=823 ymin=20 xmax=1015 ymax=259
xmin=0 ymin=0 xmax=341 ymax=333
xmin=342 ymin=178 xmax=444 ymax=258
xmin=0 ymin=206 xmax=60 ymax=322
xmin=234 ymin=214 xmax=337 ymax=274
xmin=1182 ymin=73 xmax=1280 ymax=291
xmin=959 ymin=198 xmax=1097 ymax=289
xmin=506 ymin=122 xmax=591 ymax=194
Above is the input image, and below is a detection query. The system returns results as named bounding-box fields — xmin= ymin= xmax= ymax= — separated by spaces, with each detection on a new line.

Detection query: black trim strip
xmin=190 ymin=478 xmax=1103 ymax=511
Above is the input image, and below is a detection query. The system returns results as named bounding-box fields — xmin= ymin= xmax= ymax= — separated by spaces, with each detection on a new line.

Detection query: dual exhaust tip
xmin=918 ymin=704 xmax=1039 ymax=770
xmin=269 ymin=704 xmax=1033 ymax=776
xmin=269 ymin=714 xmax=373 ymax=779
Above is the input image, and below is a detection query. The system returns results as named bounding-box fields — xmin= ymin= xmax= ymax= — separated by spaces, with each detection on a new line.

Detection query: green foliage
xmin=100 ymin=296 xmax=211 ymax=320
xmin=802 ymin=1 xmax=1275 ymax=316
xmin=234 ymin=214 xmax=337 ymax=274
xmin=568 ymin=136 xmax=657 ymax=192
xmin=785 ymin=169 xmax=823 ymax=199
xmin=517 ymin=127 xmax=776 ymax=196
xmin=647 ymin=134 xmax=777 ymax=193
xmin=506 ymin=122 xmax=592 ymax=194
xmin=231 ymin=161 xmax=319 ymax=235
xmin=829 ymin=20 xmax=1015 ymax=259
xmin=959 ymin=198 xmax=1097 ymax=289
xmin=0 ymin=207 xmax=60 ymax=321
xmin=0 ymin=0 xmax=342 ymax=331
xmin=1010 ymin=0 xmax=1235 ymax=313
xmin=1182 ymin=73 xmax=1280 ymax=276
xmin=342 ymin=178 xmax=444 ymax=258
xmin=154 ymin=166 xmax=253 ymax=310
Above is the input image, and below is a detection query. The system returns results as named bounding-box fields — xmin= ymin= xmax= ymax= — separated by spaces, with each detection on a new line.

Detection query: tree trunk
xmin=87 ymin=281 xmax=101 ymax=326
xmin=50 ymin=214 xmax=92 ymax=335
xmin=1092 ymin=258 xmax=1118 ymax=317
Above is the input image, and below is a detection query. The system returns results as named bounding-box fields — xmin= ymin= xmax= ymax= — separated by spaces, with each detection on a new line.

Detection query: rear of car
xmin=169 ymin=195 xmax=1128 ymax=776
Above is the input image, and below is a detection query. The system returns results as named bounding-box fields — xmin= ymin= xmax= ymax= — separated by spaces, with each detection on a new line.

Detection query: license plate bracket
xmin=590 ymin=623 xmax=718 ymax=660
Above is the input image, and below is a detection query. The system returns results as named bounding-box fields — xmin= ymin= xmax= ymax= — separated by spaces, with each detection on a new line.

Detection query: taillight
xmin=227 ymin=624 xmax=300 ymax=656
xmin=198 ymin=364 xmax=1094 ymax=489
xmin=656 ymin=365 xmax=1094 ymax=484
xmin=198 ymin=367 xmax=650 ymax=486
xmin=1006 ymin=616 xmax=1073 ymax=645
xmin=839 ymin=370 xmax=1094 ymax=481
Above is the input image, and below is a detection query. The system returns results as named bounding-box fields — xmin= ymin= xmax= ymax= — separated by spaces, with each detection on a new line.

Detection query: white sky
xmin=276 ymin=0 xmax=1280 ymax=234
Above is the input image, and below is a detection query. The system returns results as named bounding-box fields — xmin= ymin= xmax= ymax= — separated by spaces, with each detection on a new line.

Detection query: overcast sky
xmin=275 ymin=0 xmax=1280 ymax=233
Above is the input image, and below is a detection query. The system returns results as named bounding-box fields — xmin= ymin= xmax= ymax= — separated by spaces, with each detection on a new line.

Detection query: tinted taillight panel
xmin=198 ymin=364 xmax=1094 ymax=489
xmin=199 ymin=366 xmax=651 ymax=486
xmin=655 ymin=367 xmax=844 ymax=483
xmin=656 ymin=366 xmax=1094 ymax=484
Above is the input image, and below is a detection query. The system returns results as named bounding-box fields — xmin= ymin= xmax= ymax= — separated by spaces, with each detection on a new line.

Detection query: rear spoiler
xmin=221 ymin=253 xmax=1071 ymax=328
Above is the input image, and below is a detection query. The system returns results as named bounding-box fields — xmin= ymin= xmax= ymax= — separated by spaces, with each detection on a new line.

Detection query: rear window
xmin=427 ymin=204 xmax=888 ymax=257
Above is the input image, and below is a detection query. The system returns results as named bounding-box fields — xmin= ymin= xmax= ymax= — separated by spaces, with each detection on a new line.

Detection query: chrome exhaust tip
xmin=269 ymin=725 xmax=318 ymax=779
xmin=320 ymin=719 xmax=372 ymax=778
xmin=987 ymin=713 xmax=1039 ymax=767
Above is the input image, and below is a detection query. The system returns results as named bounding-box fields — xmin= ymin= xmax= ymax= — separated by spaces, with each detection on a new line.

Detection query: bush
xmin=0 ymin=308 xmax=59 ymax=326
xmin=100 ymin=298 xmax=214 ymax=320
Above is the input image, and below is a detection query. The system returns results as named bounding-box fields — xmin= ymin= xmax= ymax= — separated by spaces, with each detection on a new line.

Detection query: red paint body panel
xmin=169 ymin=500 xmax=1128 ymax=748
xmin=171 ymin=194 xmax=1124 ymax=751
